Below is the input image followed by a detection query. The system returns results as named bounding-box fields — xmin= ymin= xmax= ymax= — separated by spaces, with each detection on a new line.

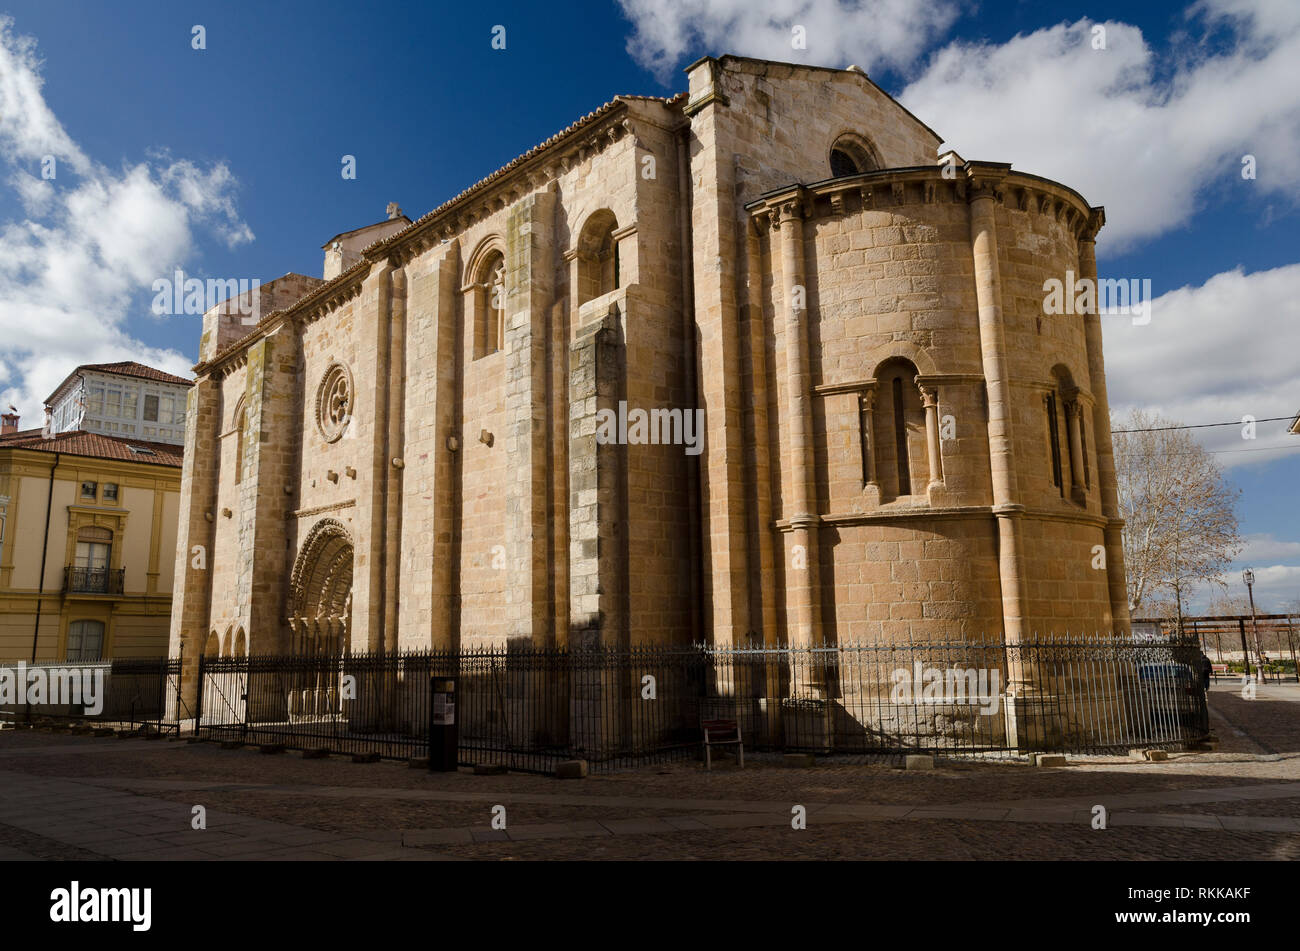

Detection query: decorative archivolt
xmin=463 ymin=233 xmax=506 ymax=290
xmin=288 ymin=518 xmax=354 ymax=624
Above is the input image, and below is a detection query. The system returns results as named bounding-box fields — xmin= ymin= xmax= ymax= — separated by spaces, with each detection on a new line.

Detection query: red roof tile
xmin=45 ymin=361 xmax=193 ymax=405
xmin=0 ymin=428 xmax=182 ymax=467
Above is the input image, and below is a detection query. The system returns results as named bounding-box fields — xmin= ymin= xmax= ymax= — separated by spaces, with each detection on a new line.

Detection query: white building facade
xmin=45 ymin=362 xmax=193 ymax=446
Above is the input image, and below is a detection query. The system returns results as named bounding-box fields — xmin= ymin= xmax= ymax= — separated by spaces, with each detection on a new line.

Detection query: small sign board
xmin=433 ymin=689 xmax=455 ymax=726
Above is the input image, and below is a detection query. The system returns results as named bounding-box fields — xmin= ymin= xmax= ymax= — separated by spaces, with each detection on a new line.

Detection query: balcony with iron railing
xmin=63 ymin=566 xmax=125 ymax=595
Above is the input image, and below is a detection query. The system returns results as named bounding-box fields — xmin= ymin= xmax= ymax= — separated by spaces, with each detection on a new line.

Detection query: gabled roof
xmin=45 ymin=361 xmax=194 ymax=406
xmin=693 ymin=54 xmax=944 ymax=145
xmin=0 ymin=428 xmax=183 ymax=467
xmin=322 ymin=216 xmax=413 ymax=249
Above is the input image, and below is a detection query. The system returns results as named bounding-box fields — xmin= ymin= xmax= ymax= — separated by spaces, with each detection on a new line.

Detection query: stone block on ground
xmin=555 ymin=759 xmax=588 ymax=779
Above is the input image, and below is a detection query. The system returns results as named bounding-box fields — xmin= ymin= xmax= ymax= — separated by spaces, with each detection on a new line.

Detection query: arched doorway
xmin=287 ymin=518 xmax=354 ymax=656
xmin=285 ymin=519 xmax=354 ymax=719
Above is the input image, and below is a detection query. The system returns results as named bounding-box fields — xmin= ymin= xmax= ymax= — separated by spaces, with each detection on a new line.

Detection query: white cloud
xmin=899 ymin=1 xmax=1300 ymax=249
xmin=618 ymin=1 xmax=1300 ymax=251
xmin=617 ymin=0 xmax=959 ymax=83
xmin=0 ymin=15 xmax=252 ymax=422
xmin=0 ymin=17 xmax=86 ymax=171
xmin=1239 ymin=534 xmax=1300 ymax=563
xmin=1104 ymin=263 xmax=1300 ymax=468
xmin=1202 ymin=564 xmax=1300 ymax=613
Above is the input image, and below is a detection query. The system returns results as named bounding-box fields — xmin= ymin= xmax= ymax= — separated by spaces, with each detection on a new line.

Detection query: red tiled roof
xmin=45 ymin=361 xmax=194 ymax=405
xmin=81 ymin=361 xmax=193 ymax=386
xmin=0 ymin=428 xmax=182 ymax=467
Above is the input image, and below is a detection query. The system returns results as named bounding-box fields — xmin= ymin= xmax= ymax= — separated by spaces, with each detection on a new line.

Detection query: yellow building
xmin=0 ymin=417 xmax=183 ymax=662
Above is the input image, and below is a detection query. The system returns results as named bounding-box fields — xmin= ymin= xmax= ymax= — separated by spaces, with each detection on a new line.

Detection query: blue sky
xmin=0 ymin=0 xmax=1296 ymax=610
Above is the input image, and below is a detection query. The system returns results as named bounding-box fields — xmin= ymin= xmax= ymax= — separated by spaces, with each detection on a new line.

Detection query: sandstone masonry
xmin=169 ymin=55 xmax=1131 ymax=712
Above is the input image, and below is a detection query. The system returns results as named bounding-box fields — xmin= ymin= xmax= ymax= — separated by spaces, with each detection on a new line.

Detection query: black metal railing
xmin=0 ymin=657 xmax=181 ymax=731
xmin=63 ymin=566 xmax=125 ymax=595
xmin=190 ymin=636 xmax=1210 ymax=772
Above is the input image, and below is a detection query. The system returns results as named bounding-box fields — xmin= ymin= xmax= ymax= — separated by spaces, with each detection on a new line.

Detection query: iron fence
xmin=0 ymin=657 xmax=180 ymax=732
xmin=189 ymin=635 xmax=1210 ymax=772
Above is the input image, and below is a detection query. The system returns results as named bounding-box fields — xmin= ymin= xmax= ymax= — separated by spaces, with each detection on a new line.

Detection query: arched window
xmin=204 ymin=630 xmax=220 ymax=658
xmin=576 ymin=210 xmax=619 ymax=307
xmin=1045 ymin=390 xmax=1064 ymax=496
xmin=871 ymin=358 xmax=926 ymax=502
xmin=471 ymin=248 xmax=506 ymax=359
xmin=233 ymin=627 xmax=247 ymax=657
xmin=222 ymin=626 xmax=233 ymax=657
xmin=1047 ymin=366 xmax=1087 ymax=504
xmin=829 ymin=133 xmax=881 ymax=178
xmin=234 ymin=401 xmax=248 ymax=484
xmin=66 ymin=620 xmax=105 ymax=662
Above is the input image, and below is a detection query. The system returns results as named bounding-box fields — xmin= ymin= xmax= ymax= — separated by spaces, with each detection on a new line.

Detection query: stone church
xmin=169 ymin=55 xmax=1131 ymax=689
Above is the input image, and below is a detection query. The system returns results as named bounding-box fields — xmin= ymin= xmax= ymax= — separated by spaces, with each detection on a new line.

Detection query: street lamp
xmin=1243 ymin=568 xmax=1263 ymax=677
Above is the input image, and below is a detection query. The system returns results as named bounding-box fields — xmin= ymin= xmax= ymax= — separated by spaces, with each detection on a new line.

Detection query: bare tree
xmin=1113 ymin=409 xmax=1242 ymax=624
xmin=1205 ymin=594 xmax=1258 ymax=616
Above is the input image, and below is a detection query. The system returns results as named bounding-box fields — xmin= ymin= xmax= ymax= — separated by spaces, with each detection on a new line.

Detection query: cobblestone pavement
xmin=0 ymin=680 xmax=1295 ymax=860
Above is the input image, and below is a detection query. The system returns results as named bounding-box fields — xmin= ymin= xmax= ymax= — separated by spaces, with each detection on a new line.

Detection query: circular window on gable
xmin=316 ymin=362 xmax=354 ymax=442
xmin=829 ymin=133 xmax=881 ymax=178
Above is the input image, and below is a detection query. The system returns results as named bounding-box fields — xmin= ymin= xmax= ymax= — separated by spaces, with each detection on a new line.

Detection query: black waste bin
xmin=429 ymin=677 xmax=458 ymax=771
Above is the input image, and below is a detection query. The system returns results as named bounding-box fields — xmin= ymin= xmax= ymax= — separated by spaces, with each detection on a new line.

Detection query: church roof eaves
xmin=198 ymin=92 xmax=686 ymax=375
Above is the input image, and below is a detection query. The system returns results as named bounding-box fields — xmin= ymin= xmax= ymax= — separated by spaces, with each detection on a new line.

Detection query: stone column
xmin=1079 ymin=221 xmax=1131 ymax=632
xmin=917 ymin=378 xmax=944 ymax=488
xmin=777 ymin=195 xmax=823 ymax=659
xmin=969 ymin=175 xmax=1050 ymax=753
xmin=1065 ymin=396 xmax=1087 ymax=503
xmin=968 ymin=179 xmax=1028 ymax=647
xmin=859 ymin=389 xmax=878 ymax=491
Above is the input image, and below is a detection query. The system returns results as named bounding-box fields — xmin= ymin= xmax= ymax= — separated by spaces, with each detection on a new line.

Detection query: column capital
xmin=915 ymin=376 xmax=939 ymax=408
xmin=967 ymin=179 xmax=1004 ymax=204
xmin=775 ymin=189 xmax=811 ymax=224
